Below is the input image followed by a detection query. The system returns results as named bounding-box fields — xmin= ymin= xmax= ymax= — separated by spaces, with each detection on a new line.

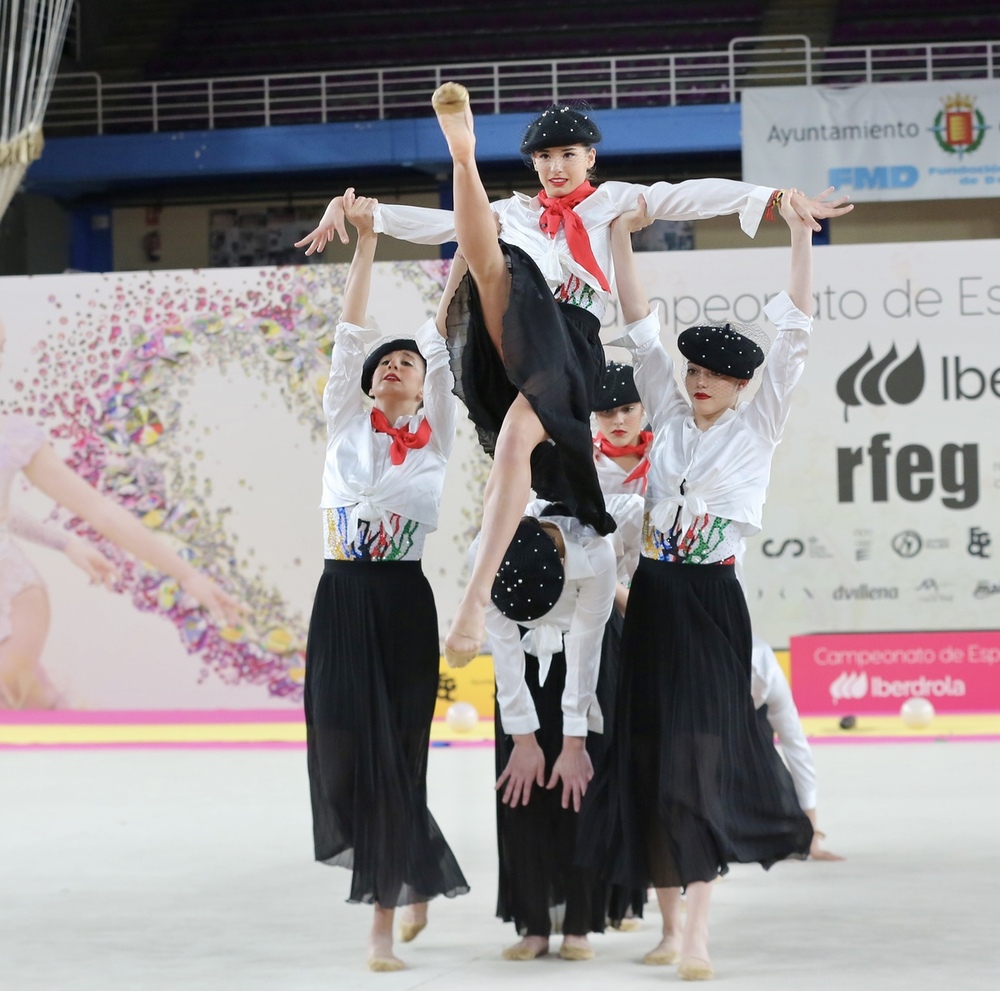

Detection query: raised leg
xmin=432 ymin=82 xmax=510 ymax=355
xmin=445 ymin=393 xmax=547 ymax=664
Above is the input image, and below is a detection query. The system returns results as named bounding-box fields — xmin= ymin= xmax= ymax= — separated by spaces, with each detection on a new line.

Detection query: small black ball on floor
xmin=839 ymin=715 xmax=857 ymax=730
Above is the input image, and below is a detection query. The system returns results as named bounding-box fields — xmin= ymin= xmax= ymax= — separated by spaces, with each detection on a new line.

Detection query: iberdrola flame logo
xmin=930 ymin=93 xmax=989 ymax=158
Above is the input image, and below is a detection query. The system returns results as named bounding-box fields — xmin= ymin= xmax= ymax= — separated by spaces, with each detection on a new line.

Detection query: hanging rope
xmin=1 ymin=0 xmax=75 ymax=222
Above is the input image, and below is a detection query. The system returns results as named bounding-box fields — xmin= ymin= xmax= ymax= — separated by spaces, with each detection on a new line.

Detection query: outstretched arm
xmin=789 ymin=186 xmax=853 ymax=234
xmin=781 ymin=189 xmax=815 ymax=313
xmin=610 ymin=195 xmax=653 ymax=325
xmin=294 ymin=194 xmax=349 ymax=256
xmin=23 ymin=446 xmax=242 ymax=625
xmin=341 ymin=189 xmax=378 ymax=326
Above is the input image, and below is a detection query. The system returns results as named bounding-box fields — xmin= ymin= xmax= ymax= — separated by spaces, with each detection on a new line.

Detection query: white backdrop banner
xmin=1 ymin=240 xmax=998 ymax=709
xmin=742 ymin=81 xmax=1000 ymax=201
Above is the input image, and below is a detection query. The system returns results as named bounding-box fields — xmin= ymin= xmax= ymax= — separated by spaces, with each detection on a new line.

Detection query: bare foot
xmin=559 ymin=934 xmax=595 ymax=960
xmin=367 ymin=937 xmax=404 ymax=972
xmin=502 ymin=935 xmax=549 ymax=960
xmin=678 ymin=956 xmax=714 ymax=981
xmin=431 ymin=82 xmax=475 ymax=163
xmin=679 ymin=928 xmax=710 ymax=975
xmin=369 ymin=905 xmax=404 ymax=972
xmin=643 ymin=933 xmax=682 ymax=966
xmin=398 ymin=902 xmax=428 ymax=943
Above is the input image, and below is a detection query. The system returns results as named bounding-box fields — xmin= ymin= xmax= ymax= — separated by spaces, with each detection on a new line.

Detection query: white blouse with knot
xmin=617 ymin=291 xmax=812 ymax=548
xmin=373 ymin=179 xmax=773 ymax=320
xmin=320 ymin=318 xmax=457 ymax=550
xmin=477 ymin=501 xmax=617 ymax=739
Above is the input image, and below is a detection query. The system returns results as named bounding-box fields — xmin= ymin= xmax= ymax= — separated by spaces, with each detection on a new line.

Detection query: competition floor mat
xmin=2 ymin=709 xmax=1000 ymax=748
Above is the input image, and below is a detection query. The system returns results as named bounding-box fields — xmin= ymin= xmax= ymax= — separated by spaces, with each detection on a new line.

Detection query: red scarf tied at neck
xmin=537 ymin=180 xmax=610 ymax=292
xmin=371 ymin=408 xmax=432 ymax=465
xmin=595 ymin=429 xmax=652 ymax=461
xmin=596 ymin=429 xmax=652 ymax=486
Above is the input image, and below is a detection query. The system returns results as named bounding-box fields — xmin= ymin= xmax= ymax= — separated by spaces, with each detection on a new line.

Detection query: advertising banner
xmin=789 ymin=630 xmax=1000 ymax=714
xmin=2 ymin=235 xmax=998 ymax=710
xmin=742 ymin=81 xmax=1000 ymax=201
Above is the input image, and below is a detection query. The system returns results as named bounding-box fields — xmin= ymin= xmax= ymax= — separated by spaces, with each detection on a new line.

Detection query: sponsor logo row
xmin=828 ymin=671 xmax=968 ymax=704
xmin=760 ymin=527 xmax=993 ymax=562
xmin=753 ymin=578 xmax=1000 ymax=604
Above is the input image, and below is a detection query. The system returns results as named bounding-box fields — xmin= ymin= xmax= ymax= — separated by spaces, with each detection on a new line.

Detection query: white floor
xmin=2 ymin=741 xmax=998 ymax=991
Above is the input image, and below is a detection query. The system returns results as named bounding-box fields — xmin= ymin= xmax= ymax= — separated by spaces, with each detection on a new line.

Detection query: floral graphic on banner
xmin=2 ymin=265 xmax=359 ymax=701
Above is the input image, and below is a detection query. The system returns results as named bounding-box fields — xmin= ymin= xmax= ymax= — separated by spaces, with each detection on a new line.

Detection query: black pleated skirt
xmin=445 ymin=241 xmax=615 ymax=535
xmin=304 ymin=559 xmax=470 ymax=906
xmin=578 ymin=558 xmax=811 ymax=896
xmin=494 ymin=617 xmax=644 ymax=935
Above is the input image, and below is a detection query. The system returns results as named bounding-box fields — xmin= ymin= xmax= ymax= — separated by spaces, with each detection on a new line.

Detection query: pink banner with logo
xmin=790 ymin=631 xmax=1000 ymax=714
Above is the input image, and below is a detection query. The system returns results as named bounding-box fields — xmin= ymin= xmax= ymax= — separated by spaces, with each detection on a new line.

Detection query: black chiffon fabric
xmin=445 ymin=241 xmax=616 ymax=535
xmin=494 ymin=615 xmax=644 ymax=935
xmin=304 ymin=559 xmax=469 ymax=906
xmin=494 ymin=645 xmax=608 ymax=936
xmin=578 ymin=559 xmax=811 ymax=900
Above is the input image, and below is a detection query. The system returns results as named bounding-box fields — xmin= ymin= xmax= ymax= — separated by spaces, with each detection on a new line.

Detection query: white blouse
xmin=593 ymin=445 xmax=648 ymax=497
xmin=752 ymin=636 xmax=817 ymax=811
xmin=617 ymin=291 xmax=812 ymax=542
xmin=604 ymin=492 xmax=645 ymax=586
xmin=320 ymin=318 xmax=457 ymax=544
xmin=479 ymin=501 xmax=617 ymax=738
xmin=373 ymin=179 xmax=773 ymax=320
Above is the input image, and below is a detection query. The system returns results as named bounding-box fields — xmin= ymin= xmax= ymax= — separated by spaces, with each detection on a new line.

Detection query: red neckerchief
xmin=370 ymin=408 xmax=432 ymax=465
xmin=623 ymin=459 xmax=651 ymax=486
xmin=595 ymin=429 xmax=652 ymax=461
xmin=537 ymin=181 xmax=610 ymax=292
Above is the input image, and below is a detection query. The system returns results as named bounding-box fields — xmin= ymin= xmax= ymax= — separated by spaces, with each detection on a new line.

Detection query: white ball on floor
xmin=900 ymin=697 xmax=935 ymax=729
xmin=446 ymin=701 xmax=479 ymax=733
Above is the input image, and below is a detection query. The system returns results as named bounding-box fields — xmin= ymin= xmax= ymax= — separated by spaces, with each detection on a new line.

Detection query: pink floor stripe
xmin=809 ymin=734 xmax=1000 ymax=744
xmin=0 ymin=708 xmax=304 ymax=725
xmin=0 ymin=739 xmax=495 ymax=751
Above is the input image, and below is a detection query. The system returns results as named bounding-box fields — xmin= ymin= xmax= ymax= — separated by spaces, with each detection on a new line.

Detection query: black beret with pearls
xmin=520 ymin=105 xmax=602 ymax=154
xmin=490 ymin=517 xmax=565 ymax=623
xmin=361 ymin=337 xmax=422 ymax=394
xmin=677 ymin=324 xmax=765 ymax=379
xmin=593 ymin=361 xmax=640 ymax=411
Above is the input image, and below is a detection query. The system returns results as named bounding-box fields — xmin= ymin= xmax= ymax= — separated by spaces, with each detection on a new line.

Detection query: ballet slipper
xmin=613 ymin=917 xmax=642 ymax=932
xmin=643 ymin=946 xmax=681 ymax=965
xmin=558 ymin=941 xmax=595 ymax=961
xmin=397 ymin=920 xmax=426 ymax=943
xmin=367 ymin=955 xmax=405 ymax=973
xmin=431 ymin=82 xmax=475 ymax=161
xmin=431 ymin=80 xmax=470 ymax=115
xmin=501 ymin=937 xmax=549 ymax=961
xmin=443 ymin=636 xmax=480 ymax=668
xmin=678 ymin=956 xmax=715 ymax=981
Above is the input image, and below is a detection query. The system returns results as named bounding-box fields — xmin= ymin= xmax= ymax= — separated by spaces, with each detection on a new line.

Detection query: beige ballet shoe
xmin=431 ymin=82 xmax=475 ymax=161
xmin=678 ymin=956 xmax=715 ymax=981
xmin=397 ymin=920 xmax=426 ymax=943
xmin=501 ymin=939 xmax=549 ymax=961
xmin=367 ymin=955 xmax=405 ymax=973
xmin=443 ymin=633 xmax=481 ymax=668
xmin=431 ymin=81 xmax=470 ymax=115
xmin=614 ymin=917 xmax=642 ymax=932
xmin=643 ymin=946 xmax=681 ymax=965
xmin=559 ymin=942 xmax=595 ymax=961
